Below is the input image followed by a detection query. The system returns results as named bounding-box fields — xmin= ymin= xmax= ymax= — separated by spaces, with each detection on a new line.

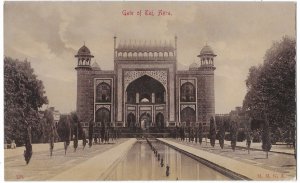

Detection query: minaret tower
xmin=197 ymin=44 xmax=217 ymax=126
xmin=75 ymin=44 xmax=94 ymax=123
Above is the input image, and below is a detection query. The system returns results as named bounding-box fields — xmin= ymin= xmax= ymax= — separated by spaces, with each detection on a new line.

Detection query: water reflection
xmin=105 ymin=141 xmax=229 ymax=180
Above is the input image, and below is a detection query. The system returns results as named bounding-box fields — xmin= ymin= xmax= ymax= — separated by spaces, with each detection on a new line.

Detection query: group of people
xmin=146 ymin=139 xmax=170 ymax=177
xmin=93 ymin=127 xmax=120 ymax=144
xmin=175 ymin=126 xmax=204 ymax=144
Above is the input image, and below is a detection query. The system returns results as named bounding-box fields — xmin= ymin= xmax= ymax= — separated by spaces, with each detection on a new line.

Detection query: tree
xmin=57 ymin=114 xmax=71 ymax=155
xmin=243 ymin=37 xmax=296 ymax=144
xmin=70 ymin=112 xmax=79 ymax=152
xmin=246 ymin=129 xmax=252 ymax=154
xmin=77 ymin=120 xmax=86 ymax=149
xmin=88 ymin=118 xmax=94 ymax=147
xmin=209 ymin=117 xmax=216 ymax=147
xmin=219 ymin=120 xmax=225 ymax=149
xmin=4 ymin=57 xmax=48 ymax=164
xmin=230 ymin=121 xmax=238 ymax=151
xmin=262 ymin=115 xmax=272 ymax=158
xmin=198 ymin=123 xmax=203 ymax=145
xmin=44 ymin=108 xmax=55 ymax=156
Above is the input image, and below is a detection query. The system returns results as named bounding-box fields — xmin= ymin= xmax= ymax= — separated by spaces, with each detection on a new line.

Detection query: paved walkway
xmin=158 ymin=138 xmax=296 ymax=180
xmin=5 ymin=142 xmax=66 ymax=159
xmin=4 ymin=138 xmax=133 ymax=180
xmin=50 ymin=138 xmax=137 ymax=180
xmin=223 ymin=140 xmax=294 ymax=155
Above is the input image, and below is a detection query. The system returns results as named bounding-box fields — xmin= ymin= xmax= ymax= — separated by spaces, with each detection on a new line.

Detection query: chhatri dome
xmin=75 ymin=44 xmax=94 ymax=58
xmin=91 ymin=61 xmax=101 ymax=70
xmin=199 ymin=44 xmax=216 ymax=57
xmin=189 ymin=61 xmax=200 ymax=70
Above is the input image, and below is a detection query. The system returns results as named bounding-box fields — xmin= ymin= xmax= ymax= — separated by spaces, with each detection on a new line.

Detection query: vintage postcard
xmin=3 ymin=1 xmax=296 ymax=181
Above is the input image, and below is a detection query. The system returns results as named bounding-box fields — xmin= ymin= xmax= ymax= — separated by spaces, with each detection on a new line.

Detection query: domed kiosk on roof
xmin=189 ymin=62 xmax=200 ymax=70
xmin=75 ymin=44 xmax=94 ymax=68
xmin=197 ymin=44 xmax=217 ymax=68
xmin=75 ymin=45 xmax=94 ymax=57
xmin=92 ymin=61 xmax=101 ymax=70
xmin=199 ymin=44 xmax=216 ymax=57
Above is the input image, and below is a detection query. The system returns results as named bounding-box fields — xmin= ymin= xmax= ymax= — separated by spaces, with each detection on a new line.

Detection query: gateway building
xmin=75 ymin=36 xmax=216 ymax=133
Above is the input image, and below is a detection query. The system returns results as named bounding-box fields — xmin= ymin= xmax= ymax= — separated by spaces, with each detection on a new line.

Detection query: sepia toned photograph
xmin=3 ymin=1 xmax=296 ymax=181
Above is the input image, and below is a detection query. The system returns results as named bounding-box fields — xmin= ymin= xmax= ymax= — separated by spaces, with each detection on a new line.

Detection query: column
xmin=152 ymin=93 xmax=155 ymax=103
xmin=136 ymin=92 xmax=139 ymax=103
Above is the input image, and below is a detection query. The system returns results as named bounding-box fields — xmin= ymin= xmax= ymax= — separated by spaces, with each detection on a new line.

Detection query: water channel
xmin=105 ymin=140 xmax=230 ymax=180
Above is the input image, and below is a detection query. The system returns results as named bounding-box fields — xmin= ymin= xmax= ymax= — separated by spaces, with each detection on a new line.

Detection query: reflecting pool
xmin=105 ymin=140 xmax=230 ymax=180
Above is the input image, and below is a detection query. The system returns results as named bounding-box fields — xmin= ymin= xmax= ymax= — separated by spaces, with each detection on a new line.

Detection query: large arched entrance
xmin=126 ymin=75 xmax=165 ymax=104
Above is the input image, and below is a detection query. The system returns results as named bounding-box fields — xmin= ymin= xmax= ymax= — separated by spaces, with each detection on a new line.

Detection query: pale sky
xmin=4 ymin=2 xmax=296 ymax=114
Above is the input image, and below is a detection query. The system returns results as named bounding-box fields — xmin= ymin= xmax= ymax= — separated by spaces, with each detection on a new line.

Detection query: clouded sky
xmin=4 ymin=2 xmax=296 ymax=114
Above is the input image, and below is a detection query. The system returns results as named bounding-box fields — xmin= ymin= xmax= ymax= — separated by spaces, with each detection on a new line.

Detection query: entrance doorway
xmin=127 ymin=113 xmax=136 ymax=128
xmin=139 ymin=113 xmax=151 ymax=130
xmin=155 ymin=113 xmax=164 ymax=128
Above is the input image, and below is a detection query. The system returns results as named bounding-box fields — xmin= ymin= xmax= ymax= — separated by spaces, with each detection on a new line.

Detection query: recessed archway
xmin=180 ymin=107 xmax=196 ymax=127
xmin=126 ymin=75 xmax=165 ymax=104
xmin=95 ymin=108 xmax=111 ymax=126
xmin=127 ymin=112 xmax=136 ymax=128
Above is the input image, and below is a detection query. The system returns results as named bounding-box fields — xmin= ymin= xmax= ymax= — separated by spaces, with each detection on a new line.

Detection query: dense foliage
xmin=243 ymin=37 xmax=296 ymax=144
xmin=4 ymin=57 xmax=48 ymax=146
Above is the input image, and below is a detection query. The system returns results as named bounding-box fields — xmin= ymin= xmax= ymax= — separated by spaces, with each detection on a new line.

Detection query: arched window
xmin=95 ymin=108 xmax=110 ymax=124
xmin=164 ymin=52 xmax=168 ymax=57
xmin=96 ymin=82 xmax=111 ymax=103
xmin=180 ymin=107 xmax=196 ymax=127
xmin=180 ymin=82 xmax=196 ymax=102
